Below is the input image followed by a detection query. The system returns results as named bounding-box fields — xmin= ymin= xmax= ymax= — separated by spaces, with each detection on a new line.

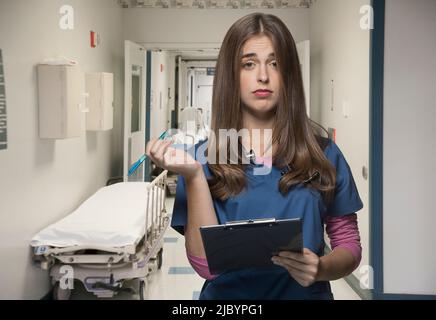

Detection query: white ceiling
xmin=118 ymin=0 xmax=314 ymax=9
xmin=120 ymin=0 xmax=315 ymax=59
xmin=174 ymin=49 xmax=220 ymax=60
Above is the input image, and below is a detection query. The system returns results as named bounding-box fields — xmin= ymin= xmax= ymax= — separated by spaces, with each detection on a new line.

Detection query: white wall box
xmin=37 ymin=64 xmax=86 ymax=139
xmin=85 ymin=72 xmax=114 ymax=131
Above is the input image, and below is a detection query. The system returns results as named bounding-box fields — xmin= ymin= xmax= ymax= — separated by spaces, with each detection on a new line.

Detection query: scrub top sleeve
xmin=325 ymin=140 xmax=364 ymax=217
xmin=171 ymin=174 xmax=188 ymax=235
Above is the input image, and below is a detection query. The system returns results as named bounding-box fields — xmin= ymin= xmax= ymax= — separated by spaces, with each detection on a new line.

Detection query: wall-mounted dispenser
xmin=37 ymin=64 xmax=87 ymax=139
xmin=85 ymin=72 xmax=113 ymax=131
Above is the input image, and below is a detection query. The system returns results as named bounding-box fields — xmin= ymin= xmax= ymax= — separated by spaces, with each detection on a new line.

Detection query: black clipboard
xmin=200 ymin=218 xmax=303 ymax=275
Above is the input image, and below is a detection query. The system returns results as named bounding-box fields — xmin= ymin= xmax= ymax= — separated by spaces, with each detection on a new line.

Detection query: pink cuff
xmin=187 ymin=253 xmax=217 ymax=280
xmin=325 ymin=214 xmax=362 ymax=269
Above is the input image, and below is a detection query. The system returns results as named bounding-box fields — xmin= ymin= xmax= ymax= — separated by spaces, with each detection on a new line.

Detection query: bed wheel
xmin=52 ymin=282 xmax=71 ymax=300
xmin=139 ymin=279 xmax=147 ymax=300
xmin=157 ymin=248 xmax=163 ymax=270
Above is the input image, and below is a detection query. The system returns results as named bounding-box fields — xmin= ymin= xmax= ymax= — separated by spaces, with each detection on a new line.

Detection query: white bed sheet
xmin=31 ymin=182 xmax=162 ymax=248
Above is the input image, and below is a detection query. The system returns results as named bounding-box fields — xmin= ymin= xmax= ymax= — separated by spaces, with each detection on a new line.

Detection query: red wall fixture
xmin=90 ymin=31 xmax=100 ymax=48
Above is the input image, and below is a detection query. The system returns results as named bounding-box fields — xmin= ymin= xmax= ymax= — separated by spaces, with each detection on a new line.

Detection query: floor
xmin=71 ymin=196 xmax=361 ymax=300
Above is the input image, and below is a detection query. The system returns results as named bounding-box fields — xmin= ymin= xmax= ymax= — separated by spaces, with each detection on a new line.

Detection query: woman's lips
xmin=253 ymin=90 xmax=272 ymax=98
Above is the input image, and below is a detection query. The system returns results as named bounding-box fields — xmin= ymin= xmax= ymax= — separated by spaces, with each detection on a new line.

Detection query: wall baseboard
xmin=373 ymin=292 xmax=436 ymax=300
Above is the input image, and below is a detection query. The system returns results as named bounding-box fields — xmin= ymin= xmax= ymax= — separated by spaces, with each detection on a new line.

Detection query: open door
xmin=124 ymin=41 xmax=147 ymax=181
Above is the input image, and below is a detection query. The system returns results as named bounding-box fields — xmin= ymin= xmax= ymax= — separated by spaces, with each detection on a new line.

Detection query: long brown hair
xmin=207 ymin=13 xmax=336 ymax=203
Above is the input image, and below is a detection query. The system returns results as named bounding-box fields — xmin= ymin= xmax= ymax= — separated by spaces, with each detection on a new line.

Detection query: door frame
xmin=123 ymin=40 xmax=147 ymax=181
xmin=369 ymin=0 xmax=385 ymax=300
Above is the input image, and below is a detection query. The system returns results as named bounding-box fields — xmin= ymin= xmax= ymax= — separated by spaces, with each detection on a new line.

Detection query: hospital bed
xmin=31 ymin=170 xmax=169 ymax=300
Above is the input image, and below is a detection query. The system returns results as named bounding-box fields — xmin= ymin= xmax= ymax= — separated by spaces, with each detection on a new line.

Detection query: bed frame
xmin=32 ymin=170 xmax=169 ymax=300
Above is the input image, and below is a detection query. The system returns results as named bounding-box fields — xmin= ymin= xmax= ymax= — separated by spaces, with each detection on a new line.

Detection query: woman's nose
xmin=257 ymin=65 xmax=269 ymax=83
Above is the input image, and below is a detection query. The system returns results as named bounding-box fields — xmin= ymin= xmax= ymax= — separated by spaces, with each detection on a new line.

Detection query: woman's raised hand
xmin=145 ymin=137 xmax=202 ymax=180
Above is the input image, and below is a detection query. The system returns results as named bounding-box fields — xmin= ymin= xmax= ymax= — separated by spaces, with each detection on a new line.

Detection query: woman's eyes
xmin=242 ymin=61 xmax=277 ymax=69
xmin=242 ymin=62 xmax=255 ymax=68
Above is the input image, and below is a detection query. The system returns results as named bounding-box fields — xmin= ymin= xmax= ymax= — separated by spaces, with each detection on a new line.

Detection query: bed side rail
xmin=145 ymin=170 xmax=169 ymax=254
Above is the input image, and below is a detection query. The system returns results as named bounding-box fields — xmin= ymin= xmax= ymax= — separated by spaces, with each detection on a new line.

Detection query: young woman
xmin=146 ymin=13 xmax=363 ymax=300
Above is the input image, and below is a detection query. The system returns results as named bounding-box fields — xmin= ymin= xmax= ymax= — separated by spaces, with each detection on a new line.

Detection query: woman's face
xmin=239 ymin=34 xmax=281 ymax=119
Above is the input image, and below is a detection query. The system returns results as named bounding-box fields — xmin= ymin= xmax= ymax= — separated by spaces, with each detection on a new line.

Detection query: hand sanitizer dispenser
xmin=37 ymin=64 xmax=87 ymax=139
xmin=85 ymin=72 xmax=114 ymax=131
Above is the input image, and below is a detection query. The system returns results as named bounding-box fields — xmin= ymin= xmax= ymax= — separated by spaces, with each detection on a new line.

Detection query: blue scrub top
xmin=171 ymin=138 xmax=363 ymax=300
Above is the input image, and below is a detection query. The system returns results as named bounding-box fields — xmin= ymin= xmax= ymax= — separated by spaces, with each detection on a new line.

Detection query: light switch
xmin=342 ymin=100 xmax=350 ymax=118
xmin=362 ymin=166 xmax=369 ymax=180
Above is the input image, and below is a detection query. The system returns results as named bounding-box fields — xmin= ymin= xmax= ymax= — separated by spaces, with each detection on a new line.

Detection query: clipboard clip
xmin=224 ymin=218 xmax=276 ymax=227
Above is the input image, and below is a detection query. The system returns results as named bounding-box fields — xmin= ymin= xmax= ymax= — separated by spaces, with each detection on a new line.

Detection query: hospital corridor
xmin=1 ymin=0 xmax=436 ymax=301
